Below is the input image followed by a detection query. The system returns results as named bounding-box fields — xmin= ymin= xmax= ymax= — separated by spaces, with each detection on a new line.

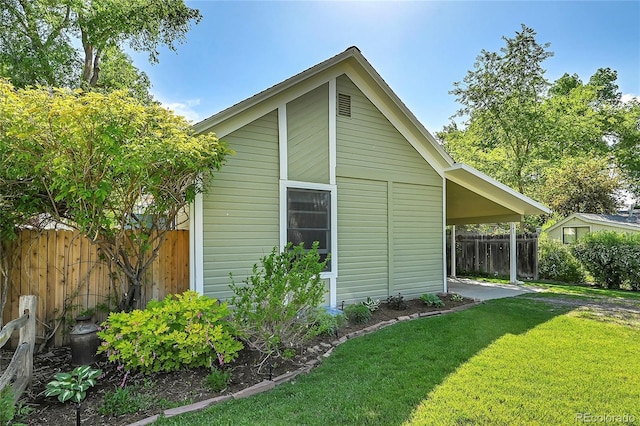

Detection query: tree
xmin=0 ymin=0 xmax=200 ymax=98
xmin=538 ymin=157 xmax=622 ymax=217
xmin=0 ymin=79 xmax=231 ymax=309
xmin=448 ymin=24 xmax=554 ymax=194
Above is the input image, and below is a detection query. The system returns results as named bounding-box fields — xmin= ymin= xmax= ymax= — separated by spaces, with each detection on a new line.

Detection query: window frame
xmin=280 ymin=180 xmax=337 ymax=278
xmin=562 ymin=226 xmax=590 ymax=244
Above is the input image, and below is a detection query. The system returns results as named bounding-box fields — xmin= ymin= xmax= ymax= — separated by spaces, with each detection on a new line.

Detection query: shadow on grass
xmin=154 ymin=297 xmax=569 ymax=426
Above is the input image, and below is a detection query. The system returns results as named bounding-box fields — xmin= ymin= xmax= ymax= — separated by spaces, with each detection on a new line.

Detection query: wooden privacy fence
xmin=2 ymin=230 xmax=189 ymax=348
xmin=448 ymin=233 xmax=539 ymax=279
xmin=0 ymin=295 xmax=36 ymax=402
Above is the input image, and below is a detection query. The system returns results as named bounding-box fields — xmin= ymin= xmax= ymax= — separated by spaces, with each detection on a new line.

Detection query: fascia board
xmin=544 ymin=214 xmax=580 ymax=233
xmin=447 ymin=214 xmax=523 ymax=226
xmin=445 ymin=163 xmax=551 ymax=215
xmin=341 ymin=62 xmax=451 ymax=176
xmin=192 ymin=50 xmax=355 ymax=136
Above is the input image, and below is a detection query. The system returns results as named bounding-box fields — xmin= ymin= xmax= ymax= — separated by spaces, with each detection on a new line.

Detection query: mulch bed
xmin=5 ymin=294 xmax=476 ymax=425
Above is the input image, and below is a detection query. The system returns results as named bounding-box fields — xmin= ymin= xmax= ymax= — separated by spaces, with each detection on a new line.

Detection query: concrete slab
xmin=447 ymin=278 xmax=544 ymax=301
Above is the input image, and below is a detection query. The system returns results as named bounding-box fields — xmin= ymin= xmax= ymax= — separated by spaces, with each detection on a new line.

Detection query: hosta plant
xmin=45 ymin=365 xmax=102 ymax=404
xmin=362 ymin=297 xmax=381 ymax=312
xmin=45 ymin=365 xmax=102 ymax=426
xmin=420 ymin=293 xmax=445 ymax=307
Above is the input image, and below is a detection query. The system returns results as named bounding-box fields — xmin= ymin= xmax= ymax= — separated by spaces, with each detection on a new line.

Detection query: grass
xmin=466 ymin=275 xmax=640 ymax=301
xmin=154 ymin=293 xmax=640 ymax=426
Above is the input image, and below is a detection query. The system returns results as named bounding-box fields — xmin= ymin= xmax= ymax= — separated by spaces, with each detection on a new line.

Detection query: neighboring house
xmin=545 ymin=211 xmax=640 ymax=244
xmin=189 ymin=47 xmax=549 ymax=307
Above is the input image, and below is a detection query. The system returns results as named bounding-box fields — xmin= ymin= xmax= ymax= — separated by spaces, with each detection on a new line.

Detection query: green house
xmin=189 ymin=47 xmax=549 ymax=307
xmin=545 ymin=212 xmax=640 ymax=244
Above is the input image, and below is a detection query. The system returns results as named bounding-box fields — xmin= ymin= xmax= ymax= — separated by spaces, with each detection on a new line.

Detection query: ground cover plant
xmin=153 ymin=289 xmax=640 ymax=426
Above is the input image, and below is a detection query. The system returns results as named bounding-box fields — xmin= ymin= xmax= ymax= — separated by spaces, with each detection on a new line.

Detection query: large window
xmin=562 ymin=226 xmax=589 ymax=244
xmin=287 ymin=188 xmax=331 ymax=269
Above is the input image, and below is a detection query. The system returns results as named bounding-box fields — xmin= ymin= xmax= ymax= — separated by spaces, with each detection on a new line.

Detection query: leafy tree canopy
xmin=538 ymin=157 xmax=622 ymax=217
xmin=0 ymin=79 xmax=230 ymax=308
xmin=440 ymin=24 xmax=637 ymax=223
xmin=0 ymin=0 xmax=200 ymax=100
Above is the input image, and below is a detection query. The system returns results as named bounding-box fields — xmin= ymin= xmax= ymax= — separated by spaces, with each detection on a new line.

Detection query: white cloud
xmin=621 ymin=93 xmax=640 ymax=103
xmin=159 ymin=98 xmax=202 ymax=123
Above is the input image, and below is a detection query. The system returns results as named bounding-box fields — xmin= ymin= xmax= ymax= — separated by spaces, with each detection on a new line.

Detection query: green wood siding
xmin=201 ymin=110 xmax=280 ymax=301
xmin=547 ymin=216 xmax=640 ymax=242
xmin=337 ymin=177 xmax=389 ymax=303
xmin=335 ymin=75 xmax=444 ymax=302
xmin=336 ymin=75 xmax=440 ymax=185
xmin=287 ymin=84 xmax=329 ymax=183
xmin=392 ymin=182 xmax=443 ymax=297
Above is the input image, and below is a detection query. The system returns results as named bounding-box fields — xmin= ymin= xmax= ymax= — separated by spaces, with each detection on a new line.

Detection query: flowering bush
xmin=572 ymin=231 xmax=640 ymax=290
xmin=538 ymin=234 xmax=585 ymax=284
xmin=97 ymin=291 xmax=243 ymax=373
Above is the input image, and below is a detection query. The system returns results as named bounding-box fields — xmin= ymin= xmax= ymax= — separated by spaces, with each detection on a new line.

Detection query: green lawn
xmin=155 ymin=294 xmax=640 ymax=426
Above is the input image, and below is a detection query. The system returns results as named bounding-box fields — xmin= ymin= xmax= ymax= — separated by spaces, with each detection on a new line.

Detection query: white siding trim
xmin=329 ymin=78 xmax=337 ymax=186
xmin=190 ymin=192 xmax=204 ymax=294
xmin=278 ymin=104 xmax=288 ymax=181
xmin=442 ymin=177 xmax=448 ymax=293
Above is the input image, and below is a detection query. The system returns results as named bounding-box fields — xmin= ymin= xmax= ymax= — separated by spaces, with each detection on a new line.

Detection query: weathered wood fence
xmin=2 ymin=230 xmax=189 ymax=347
xmin=0 ymin=295 xmax=36 ymax=402
xmin=448 ymin=233 xmax=539 ymax=279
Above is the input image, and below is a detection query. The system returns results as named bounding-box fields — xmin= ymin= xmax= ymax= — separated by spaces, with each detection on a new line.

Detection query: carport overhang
xmin=445 ymin=163 xmax=550 ymax=225
xmin=443 ymin=163 xmax=551 ymax=287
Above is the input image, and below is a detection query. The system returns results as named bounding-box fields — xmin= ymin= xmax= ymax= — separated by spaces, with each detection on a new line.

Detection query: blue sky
xmin=130 ymin=1 xmax=640 ymax=133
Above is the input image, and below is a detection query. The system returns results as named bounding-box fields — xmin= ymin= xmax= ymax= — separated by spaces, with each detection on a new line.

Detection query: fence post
xmin=18 ymin=295 xmax=36 ymax=385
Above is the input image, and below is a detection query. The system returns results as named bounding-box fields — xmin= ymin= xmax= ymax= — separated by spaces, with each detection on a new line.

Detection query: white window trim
xmin=280 ymin=180 xmax=338 ymax=281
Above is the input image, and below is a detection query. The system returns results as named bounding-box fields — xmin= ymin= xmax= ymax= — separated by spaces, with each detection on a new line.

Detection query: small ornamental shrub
xmin=362 ymin=297 xmax=381 ymax=312
xmin=386 ymin=293 xmax=407 ymax=310
xmin=572 ymin=231 xmax=640 ymax=290
xmin=420 ymin=293 xmax=445 ymax=307
xmin=97 ymin=291 xmax=243 ymax=373
xmin=538 ymin=234 xmax=585 ymax=284
xmin=204 ymin=368 xmax=231 ymax=393
xmin=229 ymin=242 xmax=328 ymax=367
xmin=309 ymin=309 xmax=346 ymax=337
xmin=344 ymin=304 xmax=372 ymax=325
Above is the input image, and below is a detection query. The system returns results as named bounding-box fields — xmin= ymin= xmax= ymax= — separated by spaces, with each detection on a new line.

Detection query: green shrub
xmin=538 ymin=235 xmax=585 ymax=284
xmin=229 ymin=242 xmax=328 ymax=367
xmin=344 ymin=304 xmax=372 ymax=325
xmin=362 ymin=297 xmax=381 ymax=312
xmin=572 ymin=231 xmax=640 ymax=290
xmin=309 ymin=309 xmax=346 ymax=337
xmin=0 ymin=386 xmax=15 ymax=426
xmin=97 ymin=291 xmax=243 ymax=373
xmin=386 ymin=293 xmax=407 ymax=310
xmin=204 ymin=368 xmax=231 ymax=393
xmin=420 ymin=293 xmax=445 ymax=307
xmin=99 ymin=385 xmax=152 ymax=416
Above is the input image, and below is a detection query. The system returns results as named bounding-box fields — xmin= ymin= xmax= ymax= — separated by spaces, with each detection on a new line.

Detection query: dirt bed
xmin=6 ymin=295 xmax=474 ymax=426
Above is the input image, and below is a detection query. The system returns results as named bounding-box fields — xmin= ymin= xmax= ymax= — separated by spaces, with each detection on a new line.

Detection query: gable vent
xmin=338 ymin=93 xmax=351 ymax=117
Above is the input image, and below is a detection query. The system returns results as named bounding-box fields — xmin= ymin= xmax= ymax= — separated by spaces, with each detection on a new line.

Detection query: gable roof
xmin=194 ymin=46 xmax=550 ymax=223
xmin=546 ymin=212 xmax=640 ymax=233
xmin=193 ymin=46 xmax=454 ymax=174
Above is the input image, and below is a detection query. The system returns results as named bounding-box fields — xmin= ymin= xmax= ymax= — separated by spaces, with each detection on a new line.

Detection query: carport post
xmin=450 ymin=225 xmax=456 ymax=278
xmin=510 ymin=222 xmax=517 ymax=284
